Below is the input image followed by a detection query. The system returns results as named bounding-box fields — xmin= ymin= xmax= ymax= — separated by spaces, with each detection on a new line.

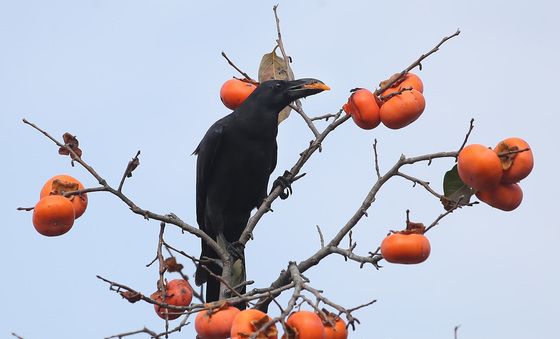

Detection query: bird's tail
xmin=196 ymin=241 xmax=246 ymax=309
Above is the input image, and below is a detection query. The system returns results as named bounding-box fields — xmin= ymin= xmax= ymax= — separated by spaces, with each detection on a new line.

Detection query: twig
xmin=373 ymin=139 xmax=381 ymax=179
xmin=454 ymin=325 xmax=461 ymax=339
xmin=310 ymin=112 xmax=341 ymax=121
xmin=457 ymin=118 xmax=475 ymax=157
xmin=273 ymin=5 xmax=320 ymax=138
xmin=118 ymin=150 xmax=141 ymax=192
xmin=11 ymin=333 xmax=24 ymax=339
xmin=375 ymin=28 xmax=461 ymax=96
xmin=396 ymin=171 xmax=443 ymax=199
xmin=221 ymin=51 xmax=257 ymax=83
xmin=105 ymin=327 xmax=158 ymax=339
xmin=316 ymin=225 xmax=325 ymax=248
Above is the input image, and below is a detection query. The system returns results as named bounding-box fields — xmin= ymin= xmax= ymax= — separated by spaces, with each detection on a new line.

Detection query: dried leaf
xmin=121 ymin=291 xmax=142 ymax=303
xmin=59 ymin=132 xmax=83 ymax=159
xmin=258 ymin=47 xmax=294 ymax=124
xmin=495 ymin=141 xmax=517 ymax=170
xmin=126 ymin=157 xmax=140 ymax=178
xmin=441 ymin=164 xmax=475 ymax=210
xmin=164 ymin=257 xmax=184 ymax=272
xmin=48 ymin=179 xmax=80 ymax=198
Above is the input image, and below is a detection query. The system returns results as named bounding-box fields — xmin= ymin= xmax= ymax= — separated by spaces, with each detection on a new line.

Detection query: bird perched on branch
xmin=193 ymin=78 xmax=330 ymax=306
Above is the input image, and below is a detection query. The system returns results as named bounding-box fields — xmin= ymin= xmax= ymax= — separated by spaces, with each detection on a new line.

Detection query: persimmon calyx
xmin=495 ymin=141 xmax=531 ymax=170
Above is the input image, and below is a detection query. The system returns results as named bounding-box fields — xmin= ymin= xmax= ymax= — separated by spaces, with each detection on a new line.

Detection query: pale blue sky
xmin=2 ymin=1 xmax=558 ymax=338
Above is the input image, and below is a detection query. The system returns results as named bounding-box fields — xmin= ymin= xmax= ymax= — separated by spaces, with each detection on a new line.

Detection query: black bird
xmin=193 ymin=78 xmax=330 ymax=305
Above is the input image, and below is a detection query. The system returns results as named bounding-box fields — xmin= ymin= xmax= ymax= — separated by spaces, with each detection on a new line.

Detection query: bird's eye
xmin=275 ymin=82 xmax=282 ymax=89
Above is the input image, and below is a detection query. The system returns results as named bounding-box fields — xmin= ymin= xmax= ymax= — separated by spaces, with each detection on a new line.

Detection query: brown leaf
xmin=495 ymin=141 xmax=517 ymax=170
xmin=164 ymin=257 xmax=184 ymax=272
xmin=126 ymin=157 xmax=140 ymax=178
xmin=59 ymin=132 xmax=83 ymax=159
xmin=258 ymin=47 xmax=294 ymax=124
xmin=121 ymin=291 xmax=142 ymax=303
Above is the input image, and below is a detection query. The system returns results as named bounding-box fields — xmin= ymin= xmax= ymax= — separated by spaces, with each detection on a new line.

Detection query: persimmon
xmin=151 ymin=279 xmax=193 ymax=320
xmin=379 ymin=89 xmax=425 ymax=129
xmin=381 ymin=232 xmax=431 ymax=264
xmin=457 ymin=144 xmax=503 ymax=191
xmin=195 ymin=305 xmax=241 ymax=339
xmin=476 ymin=182 xmax=523 ymax=211
xmin=282 ymin=311 xmax=325 ymax=339
xmin=322 ymin=313 xmax=348 ymax=339
xmin=32 ymin=195 xmax=75 ymax=236
xmin=380 ymin=72 xmax=424 ymax=97
xmin=343 ymin=88 xmax=381 ymax=130
xmin=40 ymin=174 xmax=88 ymax=219
xmin=220 ymin=78 xmax=258 ymax=110
xmin=494 ymin=137 xmax=534 ymax=184
xmin=230 ymin=309 xmax=278 ymax=339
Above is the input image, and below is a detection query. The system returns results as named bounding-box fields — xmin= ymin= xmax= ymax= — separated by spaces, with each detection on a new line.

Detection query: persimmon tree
xmin=19 ymin=5 xmax=533 ymax=339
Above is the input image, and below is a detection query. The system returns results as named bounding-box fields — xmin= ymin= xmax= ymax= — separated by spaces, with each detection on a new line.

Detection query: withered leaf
xmin=258 ymin=47 xmax=294 ymax=124
xmin=126 ymin=157 xmax=140 ymax=178
xmin=59 ymin=132 xmax=83 ymax=159
xmin=164 ymin=257 xmax=184 ymax=272
xmin=121 ymin=291 xmax=142 ymax=303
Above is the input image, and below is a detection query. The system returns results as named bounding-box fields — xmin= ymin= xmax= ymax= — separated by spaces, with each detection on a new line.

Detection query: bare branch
xmin=457 ymin=118 xmax=475 ymax=157
xmin=118 ymin=150 xmax=141 ymax=192
xmin=375 ymin=28 xmax=461 ymax=96
xmin=221 ymin=51 xmax=257 ymax=83
xmin=396 ymin=171 xmax=443 ymax=199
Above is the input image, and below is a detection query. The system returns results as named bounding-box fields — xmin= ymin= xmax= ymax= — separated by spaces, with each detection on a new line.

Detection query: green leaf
xmin=258 ymin=47 xmax=294 ymax=124
xmin=441 ymin=164 xmax=475 ymax=211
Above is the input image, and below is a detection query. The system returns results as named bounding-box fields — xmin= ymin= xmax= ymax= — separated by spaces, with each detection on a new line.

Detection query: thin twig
xmin=375 ymin=28 xmax=461 ymax=96
xmin=457 ymin=118 xmax=475 ymax=157
xmin=221 ymin=51 xmax=257 ymax=83
xmin=118 ymin=150 xmax=141 ymax=192
xmin=373 ymin=139 xmax=381 ymax=179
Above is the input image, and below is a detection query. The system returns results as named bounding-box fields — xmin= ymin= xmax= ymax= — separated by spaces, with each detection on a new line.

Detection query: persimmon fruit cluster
xmin=32 ymin=174 xmax=88 ymax=236
xmin=458 ymin=137 xmax=534 ymax=211
xmin=343 ymin=72 xmax=426 ymax=130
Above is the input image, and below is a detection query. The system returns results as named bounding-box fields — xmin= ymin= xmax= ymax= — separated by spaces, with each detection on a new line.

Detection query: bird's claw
xmin=227 ymin=241 xmax=245 ymax=261
xmin=273 ymin=170 xmax=293 ymax=200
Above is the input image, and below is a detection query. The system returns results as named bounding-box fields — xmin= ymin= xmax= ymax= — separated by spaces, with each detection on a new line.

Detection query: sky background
xmin=1 ymin=1 xmax=558 ymax=338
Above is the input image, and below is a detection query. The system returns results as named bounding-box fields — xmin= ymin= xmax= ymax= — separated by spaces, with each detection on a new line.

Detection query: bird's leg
xmin=271 ymin=170 xmax=293 ymax=200
xmin=217 ymin=234 xmax=245 ymax=261
xmin=226 ymin=241 xmax=245 ymax=261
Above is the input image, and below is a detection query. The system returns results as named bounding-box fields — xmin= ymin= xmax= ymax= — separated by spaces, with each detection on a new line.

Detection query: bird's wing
xmin=194 ymin=119 xmax=226 ymax=229
xmin=270 ymin=140 xmax=278 ymax=175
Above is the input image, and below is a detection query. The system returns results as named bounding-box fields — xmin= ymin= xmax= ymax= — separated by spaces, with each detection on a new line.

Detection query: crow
xmin=193 ymin=78 xmax=329 ymax=305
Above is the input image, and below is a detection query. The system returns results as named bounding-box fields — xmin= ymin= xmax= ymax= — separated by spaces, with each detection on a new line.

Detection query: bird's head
xmin=249 ymin=78 xmax=330 ymax=111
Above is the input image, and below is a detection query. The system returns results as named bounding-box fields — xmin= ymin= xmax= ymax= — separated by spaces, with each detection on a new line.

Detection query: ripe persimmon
xmin=343 ymin=88 xmax=381 ymax=130
xmin=283 ymin=311 xmax=325 ymax=339
xmin=230 ymin=309 xmax=278 ymax=339
xmin=457 ymin=144 xmax=503 ymax=191
xmin=220 ymin=78 xmax=258 ymax=110
xmin=494 ymin=137 xmax=534 ymax=184
xmin=40 ymin=174 xmax=88 ymax=219
xmin=380 ymin=72 xmax=424 ymax=97
xmin=151 ymin=279 xmax=193 ymax=320
xmin=476 ymin=182 xmax=523 ymax=211
xmin=323 ymin=313 xmax=348 ymax=339
xmin=381 ymin=232 xmax=431 ymax=264
xmin=379 ymin=89 xmax=425 ymax=129
xmin=32 ymin=195 xmax=75 ymax=236
xmin=195 ymin=305 xmax=240 ymax=339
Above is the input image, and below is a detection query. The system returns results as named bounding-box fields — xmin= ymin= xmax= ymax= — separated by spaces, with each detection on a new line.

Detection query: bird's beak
xmin=287 ymin=78 xmax=330 ymax=100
